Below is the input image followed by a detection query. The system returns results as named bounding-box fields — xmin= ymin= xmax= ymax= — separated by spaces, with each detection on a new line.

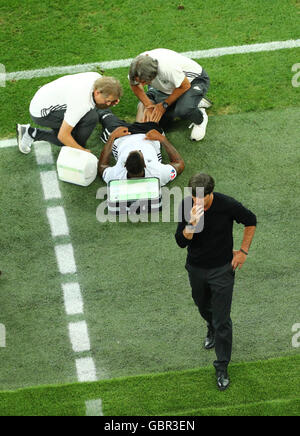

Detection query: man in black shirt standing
xmin=175 ymin=173 xmax=257 ymax=391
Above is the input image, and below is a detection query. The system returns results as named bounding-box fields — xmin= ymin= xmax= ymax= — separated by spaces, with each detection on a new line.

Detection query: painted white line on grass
xmin=40 ymin=170 xmax=62 ymax=200
xmin=33 ymin=141 xmax=99 ymax=385
xmin=181 ymin=39 xmax=300 ymax=60
xmin=68 ymin=321 xmax=91 ymax=353
xmin=85 ymin=399 xmax=103 ymax=417
xmin=76 ymin=357 xmax=97 ymax=382
xmin=34 ymin=141 xmax=54 ymax=165
xmin=0 ymin=324 xmax=6 ymax=348
xmin=62 ymin=282 xmax=84 ymax=315
xmin=0 ymin=139 xmax=17 ymax=148
xmin=5 ymin=39 xmax=300 ymax=81
xmin=47 ymin=206 xmax=70 ymax=237
xmin=55 ymin=243 xmax=77 ymax=275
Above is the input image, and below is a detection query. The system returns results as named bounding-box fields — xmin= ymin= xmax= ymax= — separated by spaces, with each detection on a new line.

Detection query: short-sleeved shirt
xmin=30 ymin=72 xmax=101 ymax=127
xmin=102 ymin=134 xmax=177 ymax=186
xmin=138 ymin=48 xmax=203 ymax=94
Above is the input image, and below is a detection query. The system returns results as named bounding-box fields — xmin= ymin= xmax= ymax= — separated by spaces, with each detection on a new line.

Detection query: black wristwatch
xmin=162 ymin=101 xmax=169 ymax=109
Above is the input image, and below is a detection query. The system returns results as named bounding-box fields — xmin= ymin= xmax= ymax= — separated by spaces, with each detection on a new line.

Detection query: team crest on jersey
xmin=170 ymin=169 xmax=176 ymax=180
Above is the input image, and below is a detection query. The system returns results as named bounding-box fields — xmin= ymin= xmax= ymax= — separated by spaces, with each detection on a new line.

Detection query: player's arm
xmin=151 ymin=77 xmax=191 ymax=123
xmin=98 ymin=127 xmax=131 ymax=177
xmin=58 ymin=121 xmax=91 ymax=152
xmin=144 ymin=130 xmax=185 ymax=175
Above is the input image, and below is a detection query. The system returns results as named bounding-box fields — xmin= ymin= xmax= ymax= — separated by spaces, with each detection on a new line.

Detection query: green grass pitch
xmin=0 ymin=0 xmax=299 ymax=416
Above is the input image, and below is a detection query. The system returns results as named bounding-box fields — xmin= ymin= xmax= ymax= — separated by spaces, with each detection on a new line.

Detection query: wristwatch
xmin=162 ymin=101 xmax=169 ymax=109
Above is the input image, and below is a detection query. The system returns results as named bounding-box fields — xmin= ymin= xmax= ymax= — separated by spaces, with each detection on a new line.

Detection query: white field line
xmin=0 ymin=139 xmax=17 ymax=148
xmin=85 ymin=399 xmax=104 ymax=417
xmin=55 ymin=243 xmax=77 ymax=275
xmin=34 ymin=141 xmax=54 ymax=165
xmin=33 ymin=142 xmax=99 ymax=384
xmin=47 ymin=206 xmax=69 ymax=237
xmin=5 ymin=39 xmax=300 ymax=81
xmin=76 ymin=357 xmax=97 ymax=382
xmin=0 ymin=323 xmax=6 ymax=348
xmin=40 ymin=170 xmax=62 ymax=200
xmin=68 ymin=321 xmax=91 ymax=353
xmin=62 ymin=282 xmax=84 ymax=316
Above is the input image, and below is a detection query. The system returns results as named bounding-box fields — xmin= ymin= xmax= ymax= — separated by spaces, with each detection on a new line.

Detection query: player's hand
xmin=231 ymin=250 xmax=247 ymax=270
xmin=144 ymin=130 xmax=164 ymax=142
xmin=111 ymin=127 xmax=131 ymax=140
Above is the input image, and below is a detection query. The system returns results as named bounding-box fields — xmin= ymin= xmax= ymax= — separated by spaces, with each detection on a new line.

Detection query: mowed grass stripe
xmin=0 ymin=354 xmax=298 ymax=416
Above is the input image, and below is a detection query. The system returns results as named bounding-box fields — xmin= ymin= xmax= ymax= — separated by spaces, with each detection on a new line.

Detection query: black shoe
xmin=204 ymin=327 xmax=215 ymax=350
xmin=216 ymin=370 xmax=230 ymax=391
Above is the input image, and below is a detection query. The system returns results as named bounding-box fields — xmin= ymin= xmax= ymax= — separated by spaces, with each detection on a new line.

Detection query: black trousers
xmin=185 ymin=262 xmax=235 ymax=372
xmin=30 ymin=109 xmax=99 ymax=147
xmin=147 ymin=69 xmax=210 ymax=126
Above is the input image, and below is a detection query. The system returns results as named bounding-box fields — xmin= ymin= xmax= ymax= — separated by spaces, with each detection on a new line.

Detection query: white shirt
xmin=103 ymin=134 xmax=177 ymax=186
xmin=140 ymin=48 xmax=203 ymax=94
xmin=30 ymin=72 xmax=101 ymax=127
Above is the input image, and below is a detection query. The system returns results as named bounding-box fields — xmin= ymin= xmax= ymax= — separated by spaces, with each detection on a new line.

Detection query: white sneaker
xmin=16 ymin=124 xmax=34 ymax=154
xmin=198 ymin=97 xmax=213 ymax=109
xmin=189 ymin=109 xmax=208 ymax=141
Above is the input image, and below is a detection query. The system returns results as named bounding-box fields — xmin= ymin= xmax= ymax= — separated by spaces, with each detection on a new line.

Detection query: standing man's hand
xmin=190 ymin=204 xmax=204 ymax=227
xmin=231 ymin=250 xmax=247 ymax=270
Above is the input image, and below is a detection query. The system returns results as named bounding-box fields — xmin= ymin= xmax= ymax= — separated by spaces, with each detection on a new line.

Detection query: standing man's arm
xmin=144 ymin=130 xmax=185 ymax=175
xmin=98 ymin=127 xmax=131 ymax=177
xmin=232 ymin=225 xmax=256 ymax=270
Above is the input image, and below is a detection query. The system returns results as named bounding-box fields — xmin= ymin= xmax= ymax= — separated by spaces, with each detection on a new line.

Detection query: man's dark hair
xmin=125 ymin=151 xmax=145 ymax=177
xmin=188 ymin=173 xmax=215 ymax=197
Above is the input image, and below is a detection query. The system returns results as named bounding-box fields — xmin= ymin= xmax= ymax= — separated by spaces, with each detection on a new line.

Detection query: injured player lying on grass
xmin=97 ymin=110 xmax=185 ymax=185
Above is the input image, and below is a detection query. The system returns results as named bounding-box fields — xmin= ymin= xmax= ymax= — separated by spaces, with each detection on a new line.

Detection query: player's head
xmin=129 ymin=55 xmax=158 ymax=86
xmin=125 ymin=151 xmax=146 ymax=178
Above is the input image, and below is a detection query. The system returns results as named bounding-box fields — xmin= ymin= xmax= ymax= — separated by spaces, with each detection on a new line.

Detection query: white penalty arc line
xmin=5 ymin=38 xmax=300 ymax=81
